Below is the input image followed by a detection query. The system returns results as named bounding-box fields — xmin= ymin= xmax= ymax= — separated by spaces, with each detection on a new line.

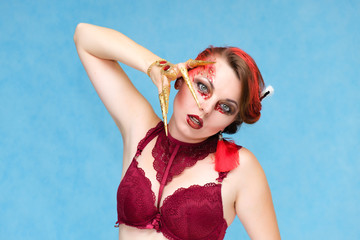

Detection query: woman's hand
xmin=147 ymin=59 xmax=215 ymax=135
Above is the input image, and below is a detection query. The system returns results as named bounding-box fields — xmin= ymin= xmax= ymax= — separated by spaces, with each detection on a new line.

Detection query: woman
xmin=74 ymin=23 xmax=280 ymax=240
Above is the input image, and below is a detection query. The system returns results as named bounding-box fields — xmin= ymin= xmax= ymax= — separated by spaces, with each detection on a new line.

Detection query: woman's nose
xmin=200 ymin=98 xmax=215 ymax=115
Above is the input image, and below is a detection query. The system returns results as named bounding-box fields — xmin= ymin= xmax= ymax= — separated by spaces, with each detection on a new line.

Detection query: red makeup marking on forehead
xmin=189 ymin=56 xmax=216 ymax=83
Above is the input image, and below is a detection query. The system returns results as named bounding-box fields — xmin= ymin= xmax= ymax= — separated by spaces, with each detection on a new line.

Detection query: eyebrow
xmin=226 ymin=99 xmax=239 ymax=108
xmin=202 ymin=77 xmax=239 ymax=108
xmin=202 ymin=76 xmax=214 ymax=89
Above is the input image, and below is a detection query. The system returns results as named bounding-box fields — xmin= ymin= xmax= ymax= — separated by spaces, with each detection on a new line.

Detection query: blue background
xmin=1 ymin=0 xmax=359 ymax=239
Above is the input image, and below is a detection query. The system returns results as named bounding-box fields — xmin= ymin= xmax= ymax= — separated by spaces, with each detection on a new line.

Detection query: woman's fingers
xmin=186 ymin=59 xmax=216 ymax=69
xmin=158 ymin=75 xmax=170 ymax=136
xmin=149 ymin=60 xmax=174 ymax=136
xmin=162 ymin=76 xmax=170 ymax=113
xmin=179 ymin=67 xmax=202 ymax=110
xmin=159 ymin=59 xmax=215 ymax=81
xmin=180 ymin=59 xmax=215 ymax=109
xmin=151 ymin=59 xmax=215 ymax=135
xmin=161 ymin=64 xmax=180 ymax=81
xmin=159 ymin=91 xmax=168 ymax=136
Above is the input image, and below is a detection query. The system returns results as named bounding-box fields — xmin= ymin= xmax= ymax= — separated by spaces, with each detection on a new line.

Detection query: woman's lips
xmin=186 ymin=115 xmax=203 ymax=129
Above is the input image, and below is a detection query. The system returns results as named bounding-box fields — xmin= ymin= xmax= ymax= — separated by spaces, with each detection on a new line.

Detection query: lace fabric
xmin=116 ymin=159 xmax=157 ymax=226
xmin=160 ymin=183 xmax=227 ymax=240
xmin=116 ymin=121 xmax=236 ymax=240
xmin=153 ymin=129 xmax=218 ymax=185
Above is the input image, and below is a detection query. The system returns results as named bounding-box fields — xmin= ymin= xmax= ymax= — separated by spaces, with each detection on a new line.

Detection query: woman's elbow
xmin=73 ymin=22 xmax=88 ymax=45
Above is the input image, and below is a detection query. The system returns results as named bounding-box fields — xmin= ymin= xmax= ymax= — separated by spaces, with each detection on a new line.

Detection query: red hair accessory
xmin=215 ymin=132 xmax=240 ymax=172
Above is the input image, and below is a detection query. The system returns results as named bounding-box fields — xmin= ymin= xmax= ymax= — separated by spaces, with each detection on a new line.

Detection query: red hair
xmin=195 ymin=46 xmax=265 ymax=134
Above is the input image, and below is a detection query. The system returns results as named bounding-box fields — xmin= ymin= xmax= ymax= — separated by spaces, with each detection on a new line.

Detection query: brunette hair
xmin=195 ymin=46 xmax=265 ymax=134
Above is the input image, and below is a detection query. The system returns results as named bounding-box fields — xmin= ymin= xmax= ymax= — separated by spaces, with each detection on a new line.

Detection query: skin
xmin=74 ymin=23 xmax=281 ymax=240
xmin=168 ymin=56 xmax=241 ymax=143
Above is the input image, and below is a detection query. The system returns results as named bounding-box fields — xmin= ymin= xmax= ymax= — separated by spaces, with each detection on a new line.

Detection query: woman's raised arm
xmin=73 ymin=23 xmax=161 ymax=142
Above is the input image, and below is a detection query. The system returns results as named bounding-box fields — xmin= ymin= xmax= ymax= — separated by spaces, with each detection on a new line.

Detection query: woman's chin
xmin=169 ymin=120 xmax=213 ymax=143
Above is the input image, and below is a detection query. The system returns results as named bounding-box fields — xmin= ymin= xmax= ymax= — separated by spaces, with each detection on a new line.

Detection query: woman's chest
xmin=136 ymin=142 xmax=221 ymax=204
xmin=117 ymin=155 xmax=229 ymax=239
xmin=118 ymin=131 xmax=239 ymax=231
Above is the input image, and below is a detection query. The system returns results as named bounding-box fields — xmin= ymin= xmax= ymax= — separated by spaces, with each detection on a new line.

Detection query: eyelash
xmin=196 ymin=80 xmax=234 ymax=115
xmin=215 ymin=103 xmax=233 ymax=115
xmin=196 ymin=82 xmax=209 ymax=94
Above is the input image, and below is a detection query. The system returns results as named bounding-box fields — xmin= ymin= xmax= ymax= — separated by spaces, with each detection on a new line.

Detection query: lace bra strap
xmin=216 ymin=171 xmax=230 ymax=183
xmin=136 ymin=121 xmax=164 ymax=156
xmin=157 ymin=144 xmax=180 ymax=209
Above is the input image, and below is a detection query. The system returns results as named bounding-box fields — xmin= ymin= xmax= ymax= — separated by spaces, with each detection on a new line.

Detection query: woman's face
xmin=168 ymin=56 xmax=242 ymax=143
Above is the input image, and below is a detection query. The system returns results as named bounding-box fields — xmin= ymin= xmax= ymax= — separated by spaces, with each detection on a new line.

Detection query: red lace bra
xmin=116 ymin=122 xmax=241 ymax=240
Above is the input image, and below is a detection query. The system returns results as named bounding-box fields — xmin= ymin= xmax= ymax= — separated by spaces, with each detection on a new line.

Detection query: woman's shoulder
xmin=237 ymin=147 xmax=261 ymax=169
xmin=230 ymin=147 xmax=268 ymax=187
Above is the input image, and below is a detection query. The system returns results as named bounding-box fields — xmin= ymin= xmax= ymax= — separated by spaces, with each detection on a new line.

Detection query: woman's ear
xmin=174 ymin=78 xmax=183 ymax=90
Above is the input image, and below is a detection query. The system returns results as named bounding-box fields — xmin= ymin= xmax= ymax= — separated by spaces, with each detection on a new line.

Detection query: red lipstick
xmin=186 ymin=114 xmax=203 ymax=129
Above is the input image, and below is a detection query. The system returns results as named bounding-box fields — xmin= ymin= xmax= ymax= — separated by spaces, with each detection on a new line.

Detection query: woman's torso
xmin=117 ymin=121 xmax=239 ymax=240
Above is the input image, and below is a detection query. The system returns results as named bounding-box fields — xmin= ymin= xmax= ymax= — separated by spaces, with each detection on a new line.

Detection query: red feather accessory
xmin=215 ymin=135 xmax=240 ymax=172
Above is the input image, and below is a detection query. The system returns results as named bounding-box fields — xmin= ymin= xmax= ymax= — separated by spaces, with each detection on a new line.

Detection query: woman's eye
xmin=221 ymin=104 xmax=231 ymax=113
xmin=216 ymin=103 xmax=233 ymax=114
xmin=197 ymin=82 xmax=209 ymax=94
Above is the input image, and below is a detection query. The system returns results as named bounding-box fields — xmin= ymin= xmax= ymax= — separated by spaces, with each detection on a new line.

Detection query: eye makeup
xmin=189 ymin=57 xmax=216 ymax=83
xmin=195 ymin=78 xmax=212 ymax=99
xmin=215 ymin=102 xmax=236 ymax=115
xmin=189 ymin=57 xmax=239 ymax=116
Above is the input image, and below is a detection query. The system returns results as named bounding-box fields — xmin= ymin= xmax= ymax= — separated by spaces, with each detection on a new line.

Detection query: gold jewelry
xmin=186 ymin=59 xmax=216 ymax=69
xmin=179 ymin=67 xmax=201 ymax=109
xmin=183 ymin=59 xmax=215 ymax=109
xmin=147 ymin=59 xmax=172 ymax=136
xmin=147 ymin=58 xmax=215 ymax=136
xmin=147 ymin=59 xmax=167 ymax=77
xmin=159 ymin=85 xmax=170 ymax=136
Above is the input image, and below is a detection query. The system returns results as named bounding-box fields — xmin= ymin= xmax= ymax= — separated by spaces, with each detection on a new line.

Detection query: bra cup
xmin=116 ymin=122 xmax=232 ymax=239
xmin=160 ymin=183 xmax=226 ymax=239
xmin=117 ymin=160 xmax=157 ymax=224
